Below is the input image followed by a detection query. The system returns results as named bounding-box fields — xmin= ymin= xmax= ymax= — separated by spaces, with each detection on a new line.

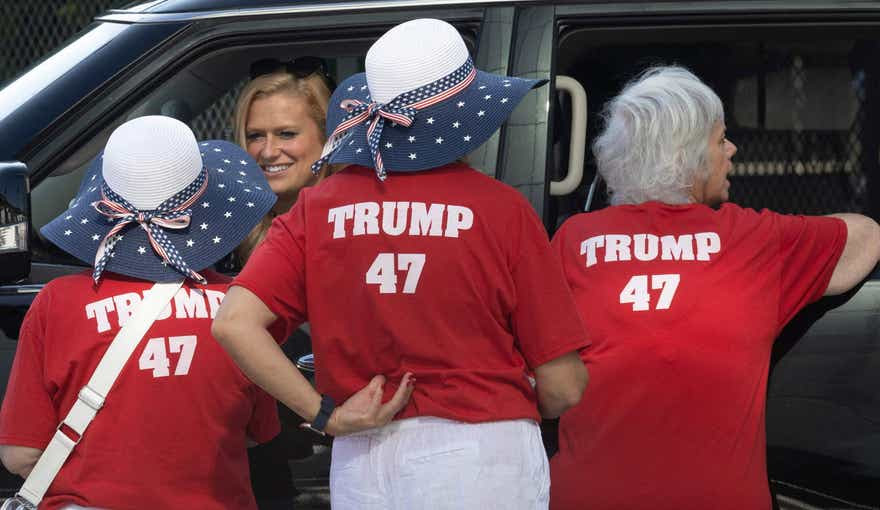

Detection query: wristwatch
xmin=302 ymin=394 xmax=335 ymax=436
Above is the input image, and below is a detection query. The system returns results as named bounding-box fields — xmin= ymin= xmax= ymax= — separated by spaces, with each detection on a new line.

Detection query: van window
xmin=29 ymin=48 xmax=368 ymax=267
xmin=554 ymin=27 xmax=880 ymax=225
xmin=29 ymin=27 xmax=480 ymax=268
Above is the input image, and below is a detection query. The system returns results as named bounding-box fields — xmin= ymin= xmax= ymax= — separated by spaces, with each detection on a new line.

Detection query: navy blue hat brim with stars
xmin=41 ymin=140 xmax=276 ymax=283
xmin=326 ymin=69 xmax=545 ymax=172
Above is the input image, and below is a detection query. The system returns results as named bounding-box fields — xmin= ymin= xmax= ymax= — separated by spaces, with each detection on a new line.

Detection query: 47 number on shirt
xmin=620 ymin=274 xmax=680 ymax=311
xmin=138 ymin=335 xmax=197 ymax=378
xmin=366 ymin=253 xmax=425 ymax=294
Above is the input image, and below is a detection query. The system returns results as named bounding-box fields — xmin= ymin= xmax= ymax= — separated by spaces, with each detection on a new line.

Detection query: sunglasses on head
xmin=248 ymin=56 xmax=337 ymax=91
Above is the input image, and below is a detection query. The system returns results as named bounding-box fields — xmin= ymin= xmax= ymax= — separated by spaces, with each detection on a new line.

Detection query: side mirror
xmin=0 ymin=162 xmax=30 ymax=283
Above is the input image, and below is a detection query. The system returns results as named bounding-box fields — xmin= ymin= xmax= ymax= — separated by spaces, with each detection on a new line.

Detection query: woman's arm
xmin=212 ymin=286 xmax=414 ymax=436
xmin=825 ymin=213 xmax=880 ymax=296
xmin=0 ymin=445 xmax=41 ymax=478
xmin=533 ymin=352 xmax=588 ymax=419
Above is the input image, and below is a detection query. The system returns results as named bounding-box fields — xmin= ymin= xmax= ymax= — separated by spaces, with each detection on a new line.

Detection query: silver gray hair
xmin=593 ymin=66 xmax=724 ymax=205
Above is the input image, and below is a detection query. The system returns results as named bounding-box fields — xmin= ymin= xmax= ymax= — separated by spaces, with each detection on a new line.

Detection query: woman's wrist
xmin=312 ymin=394 xmax=335 ymax=430
xmin=301 ymin=394 xmax=335 ymax=435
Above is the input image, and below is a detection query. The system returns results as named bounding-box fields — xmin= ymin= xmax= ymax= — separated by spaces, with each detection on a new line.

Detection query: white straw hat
xmin=102 ymin=116 xmax=203 ymax=210
xmin=314 ymin=18 xmax=546 ymax=180
xmin=365 ymin=18 xmax=470 ymax=103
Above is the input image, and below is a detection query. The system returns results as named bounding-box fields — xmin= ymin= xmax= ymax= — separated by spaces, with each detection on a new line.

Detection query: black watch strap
xmin=310 ymin=394 xmax=335 ymax=433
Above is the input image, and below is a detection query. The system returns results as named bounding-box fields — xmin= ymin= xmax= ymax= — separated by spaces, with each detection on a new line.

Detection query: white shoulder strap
xmin=15 ymin=280 xmax=184 ymax=508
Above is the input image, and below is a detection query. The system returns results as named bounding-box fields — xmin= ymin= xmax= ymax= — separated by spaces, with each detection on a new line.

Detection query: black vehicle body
xmin=1 ymin=1 xmax=880 ymax=508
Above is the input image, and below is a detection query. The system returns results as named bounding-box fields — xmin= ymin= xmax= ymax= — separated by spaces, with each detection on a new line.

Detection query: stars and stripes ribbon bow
xmin=90 ymin=168 xmax=209 ymax=284
xmin=311 ymin=57 xmax=477 ymax=180
xmin=316 ymin=99 xmax=416 ymax=181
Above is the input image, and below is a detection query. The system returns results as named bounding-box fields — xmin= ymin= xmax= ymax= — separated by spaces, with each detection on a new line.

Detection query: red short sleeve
xmin=233 ymin=199 xmax=309 ymax=340
xmin=0 ymin=289 xmax=57 ymax=449
xmin=776 ymin=213 xmax=847 ymax=327
xmin=510 ymin=202 xmax=590 ymax=368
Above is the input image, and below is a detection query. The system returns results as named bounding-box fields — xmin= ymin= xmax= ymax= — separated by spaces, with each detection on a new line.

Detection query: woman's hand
xmin=324 ymin=372 xmax=415 ymax=436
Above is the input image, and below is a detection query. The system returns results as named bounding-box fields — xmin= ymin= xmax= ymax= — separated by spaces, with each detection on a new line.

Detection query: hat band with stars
xmin=89 ymin=167 xmax=210 ymax=284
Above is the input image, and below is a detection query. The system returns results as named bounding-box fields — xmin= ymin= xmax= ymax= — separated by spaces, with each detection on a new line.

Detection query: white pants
xmin=330 ymin=417 xmax=549 ymax=510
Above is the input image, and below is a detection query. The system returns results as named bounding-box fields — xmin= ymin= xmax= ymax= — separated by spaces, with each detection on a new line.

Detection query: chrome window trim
xmin=98 ymin=0 xmax=535 ymax=24
xmin=556 ymin=0 xmax=880 ymax=17
xmin=0 ymin=284 xmax=42 ymax=295
xmin=97 ymin=0 xmax=880 ymax=25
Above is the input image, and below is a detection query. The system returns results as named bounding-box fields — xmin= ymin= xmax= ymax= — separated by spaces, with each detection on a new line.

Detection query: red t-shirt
xmin=548 ymin=202 xmax=846 ymax=510
xmin=234 ymin=163 xmax=588 ymax=423
xmin=0 ymin=270 xmax=279 ymax=510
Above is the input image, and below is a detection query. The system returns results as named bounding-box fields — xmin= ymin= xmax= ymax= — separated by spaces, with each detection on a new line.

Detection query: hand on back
xmin=322 ymin=373 xmax=415 ymax=436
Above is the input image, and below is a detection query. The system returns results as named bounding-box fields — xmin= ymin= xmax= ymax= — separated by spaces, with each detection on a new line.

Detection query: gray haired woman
xmin=549 ymin=66 xmax=880 ymax=510
xmin=595 ymin=66 xmax=730 ymax=206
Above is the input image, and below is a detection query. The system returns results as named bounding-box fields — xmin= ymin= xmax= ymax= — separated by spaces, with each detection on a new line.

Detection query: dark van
xmin=2 ymin=1 xmax=880 ymax=508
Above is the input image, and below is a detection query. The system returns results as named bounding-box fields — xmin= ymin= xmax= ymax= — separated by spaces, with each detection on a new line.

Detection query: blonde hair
xmin=232 ymin=70 xmax=333 ymax=265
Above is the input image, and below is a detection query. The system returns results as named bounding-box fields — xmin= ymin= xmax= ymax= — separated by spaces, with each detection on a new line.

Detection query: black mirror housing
xmin=0 ymin=162 xmax=30 ymax=283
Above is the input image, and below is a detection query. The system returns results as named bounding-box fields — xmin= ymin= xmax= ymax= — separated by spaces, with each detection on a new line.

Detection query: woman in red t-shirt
xmin=548 ymin=66 xmax=880 ymax=510
xmin=213 ymin=18 xmax=589 ymax=510
xmin=0 ymin=116 xmax=281 ymax=510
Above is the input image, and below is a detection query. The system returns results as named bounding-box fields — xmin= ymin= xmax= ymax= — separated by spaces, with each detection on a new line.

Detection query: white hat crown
xmin=365 ymin=18 xmax=470 ymax=104
xmin=102 ymin=115 xmax=203 ymax=210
